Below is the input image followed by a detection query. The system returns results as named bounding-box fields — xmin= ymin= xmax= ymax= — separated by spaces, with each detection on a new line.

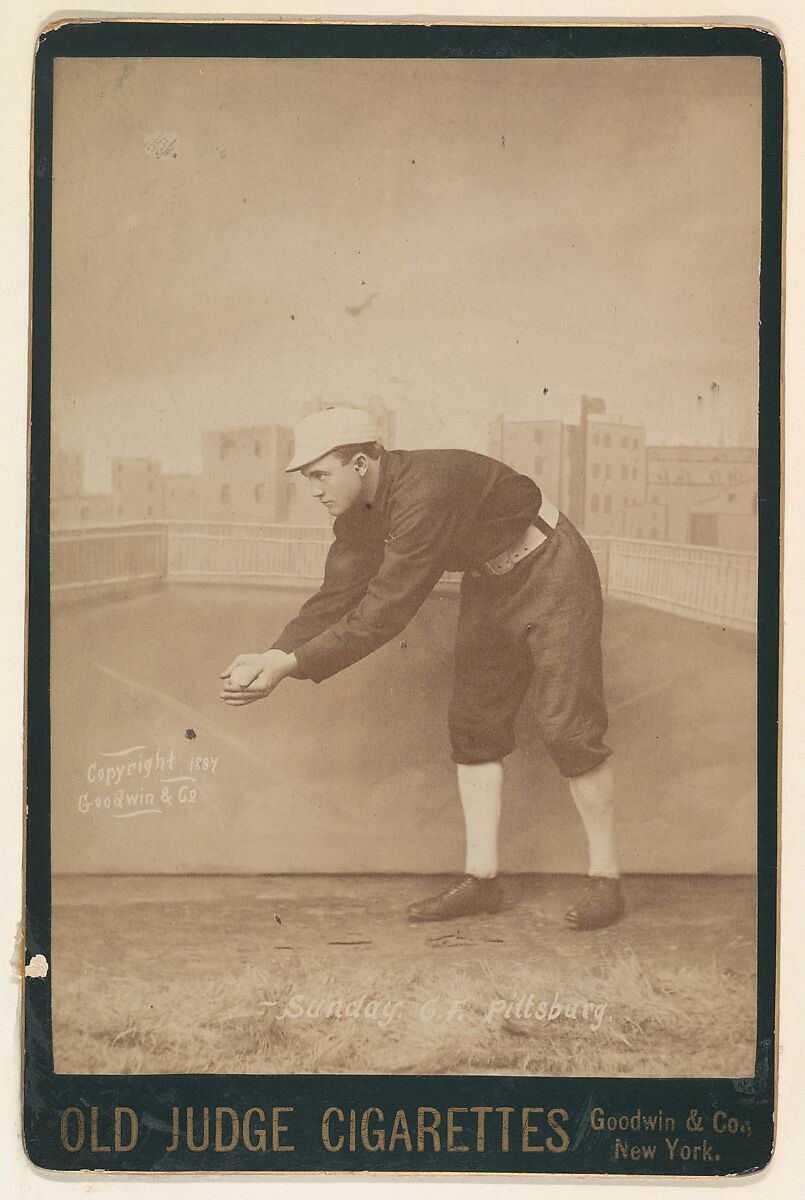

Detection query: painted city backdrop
xmin=53 ymin=391 xmax=756 ymax=552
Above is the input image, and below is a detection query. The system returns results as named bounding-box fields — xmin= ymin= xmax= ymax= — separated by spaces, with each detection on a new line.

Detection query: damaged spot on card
xmin=114 ymin=62 xmax=135 ymax=91
xmin=144 ymin=133 xmax=179 ymax=159
xmin=25 ymin=954 xmax=49 ymax=980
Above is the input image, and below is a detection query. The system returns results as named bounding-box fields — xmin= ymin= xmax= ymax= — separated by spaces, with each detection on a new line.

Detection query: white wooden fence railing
xmin=166 ymin=521 xmax=331 ymax=584
xmin=50 ymin=523 xmax=168 ymax=593
xmin=585 ymin=537 xmax=757 ymax=633
xmin=51 ymin=522 xmax=758 ymax=632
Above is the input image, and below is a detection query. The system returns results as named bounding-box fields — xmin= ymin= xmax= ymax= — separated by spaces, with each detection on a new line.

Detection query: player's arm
xmin=291 ymin=489 xmax=461 ymax=683
xmin=269 ymin=527 xmax=384 ymax=658
xmin=218 ymin=522 xmax=382 ymax=704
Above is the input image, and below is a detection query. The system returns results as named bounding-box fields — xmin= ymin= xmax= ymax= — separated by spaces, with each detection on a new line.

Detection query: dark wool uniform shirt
xmin=272 ymin=448 xmax=544 ymax=683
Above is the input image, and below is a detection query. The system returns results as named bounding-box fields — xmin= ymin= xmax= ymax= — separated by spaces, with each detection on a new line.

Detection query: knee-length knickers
xmin=448 ymin=515 xmax=612 ymax=778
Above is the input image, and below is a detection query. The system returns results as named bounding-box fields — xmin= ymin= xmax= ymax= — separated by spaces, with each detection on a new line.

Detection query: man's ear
xmin=353 ymin=454 xmax=368 ymax=476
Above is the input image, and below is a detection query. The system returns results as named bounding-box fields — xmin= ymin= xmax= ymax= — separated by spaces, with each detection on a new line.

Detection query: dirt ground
xmin=51 ymin=872 xmax=756 ymax=1078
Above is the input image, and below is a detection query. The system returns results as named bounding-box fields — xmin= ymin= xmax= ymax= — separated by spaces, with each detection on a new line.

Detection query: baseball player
xmin=220 ymin=407 xmax=623 ymax=929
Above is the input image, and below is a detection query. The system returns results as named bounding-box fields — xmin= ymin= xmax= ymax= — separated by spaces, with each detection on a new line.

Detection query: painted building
xmin=52 ymin=446 xmax=115 ymax=526
xmin=111 ymin=458 xmax=163 ymax=522
xmin=688 ymin=480 xmax=758 ymax=551
xmin=489 ymin=399 xmax=646 ymax=535
xmin=200 ymin=425 xmax=294 ymax=523
xmin=582 ymin=417 xmax=647 ymax=536
xmin=489 ymin=417 xmax=578 ymax=519
xmin=162 ymin=473 xmax=203 ymax=521
xmin=623 ymin=452 xmax=757 ymax=548
xmin=52 ymin=447 xmax=84 ymax=500
xmin=646 ymin=446 xmax=757 ymax=544
xmin=622 ymin=502 xmax=670 ymax=542
xmin=52 ymin=493 xmax=114 ymax=527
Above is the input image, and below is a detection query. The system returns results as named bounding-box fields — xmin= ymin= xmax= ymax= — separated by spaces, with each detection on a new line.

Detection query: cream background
xmin=51 ymin=54 xmax=761 ymax=492
xmin=3 ymin=3 xmax=802 ymax=1199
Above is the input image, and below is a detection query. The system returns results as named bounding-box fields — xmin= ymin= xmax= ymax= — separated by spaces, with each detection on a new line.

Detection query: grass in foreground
xmin=53 ymin=944 xmax=755 ymax=1077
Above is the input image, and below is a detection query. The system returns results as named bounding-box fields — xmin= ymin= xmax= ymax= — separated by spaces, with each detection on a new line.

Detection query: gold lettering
xmin=90 ymin=1107 xmax=111 ymax=1153
xmin=272 ymin=1106 xmax=294 ymax=1151
xmin=322 ymin=1107 xmax=345 ymax=1152
xmin=215 ymin=1107 xmax=240 ymax=1152
xmin=114 ymin=1107 xmax=138 ymax=1152
xmin=243 ymin=1107 xmax=267 ymax=1152
xmin=186 ymin=1107 xmax=210 ymax=1152
xmin=547 ymin=1108 xmax=570 ymax=1153
xmin=447 ymin=1107 xmax=469 ymax=1152
xmin=360 ymin=1107 xmax=385 ymax=1152
xmin=417 ymin=1107 xmax=442 ymax=1152
xmin=388 ymin=1110 xmax=413 ymax=1153
xmin=60 ymin=1108 xmax=85 ymax=1152
xmin=521 ymin=1107 xmax=545 ymax=1152
xmin=497 ymin=1106 xmax=514 ymax=1152
xmin=470 ymin=1106 xmax=493 ymax=1151
xmin=166 ymin=1107 xmax=180 ymax=1152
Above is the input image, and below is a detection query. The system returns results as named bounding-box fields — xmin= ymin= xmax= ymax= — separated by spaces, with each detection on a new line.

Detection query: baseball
xmin=230 ymin=665 xmax=259 ymax=689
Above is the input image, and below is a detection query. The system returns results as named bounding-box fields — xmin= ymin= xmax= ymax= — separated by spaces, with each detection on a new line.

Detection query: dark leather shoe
xmin=407 ymin=875 xmax=503 ymax=923
xmin=565 ymin=877 xmax=624 ymax=931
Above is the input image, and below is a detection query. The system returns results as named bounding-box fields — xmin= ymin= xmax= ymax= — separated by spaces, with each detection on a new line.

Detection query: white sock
xmin=457 ymin=761 xmax=503 ymax=879
xmin=568 ymin=762 xmax=620 ymax=879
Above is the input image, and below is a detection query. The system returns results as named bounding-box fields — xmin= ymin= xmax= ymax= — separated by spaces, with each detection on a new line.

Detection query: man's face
xmin=301 ymin=452 xmax=364 ymax=517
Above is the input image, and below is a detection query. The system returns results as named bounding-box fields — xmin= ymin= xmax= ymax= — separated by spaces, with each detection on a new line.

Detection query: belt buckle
xmin=478 ymin=511 xmax=557 ymax=579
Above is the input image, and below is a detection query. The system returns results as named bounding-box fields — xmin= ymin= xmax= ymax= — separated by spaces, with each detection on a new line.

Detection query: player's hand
xmin=219 ymin=650 xmax=297 ymax=706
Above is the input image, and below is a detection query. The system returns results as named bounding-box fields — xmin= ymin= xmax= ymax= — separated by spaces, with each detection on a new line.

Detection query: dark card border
xmin=25 ymin=19 xmax=783 ymax=1176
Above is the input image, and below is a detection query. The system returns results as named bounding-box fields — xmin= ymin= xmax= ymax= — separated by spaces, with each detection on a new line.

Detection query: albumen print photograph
xmin=50 ymin=52 xmax=760 ymax=1078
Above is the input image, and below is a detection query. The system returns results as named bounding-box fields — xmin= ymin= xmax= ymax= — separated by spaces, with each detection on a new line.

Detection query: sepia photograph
xmin=46 ymin=44 xmax=764 ymax=1090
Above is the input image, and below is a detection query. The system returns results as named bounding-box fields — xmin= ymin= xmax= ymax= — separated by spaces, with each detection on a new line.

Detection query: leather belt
xmin=474 ymin=498 xmax=560 ymax=577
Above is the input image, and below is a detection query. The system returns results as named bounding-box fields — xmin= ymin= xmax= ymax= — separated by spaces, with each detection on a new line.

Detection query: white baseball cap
xmin=285 ymin=406 xmax=381 ymax=473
